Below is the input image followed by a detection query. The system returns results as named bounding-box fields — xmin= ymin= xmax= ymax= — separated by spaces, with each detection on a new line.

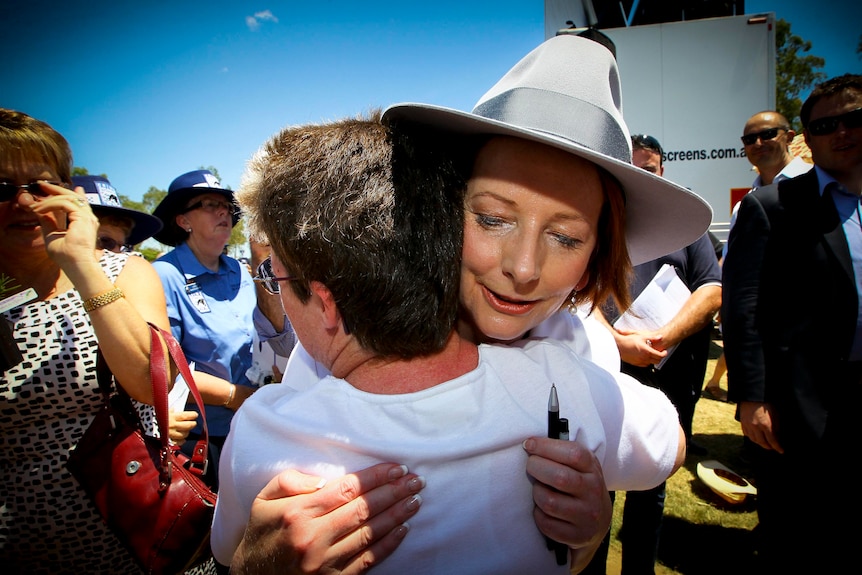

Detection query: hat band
xmin=472 ymin=87 xmax=631 ymax=163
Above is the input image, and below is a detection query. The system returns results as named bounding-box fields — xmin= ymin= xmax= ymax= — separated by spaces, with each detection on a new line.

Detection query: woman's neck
xmin=337 ymin=332 xmax=480 ymax=394
xmin=185 ymin=239 xmax=223 ymax=272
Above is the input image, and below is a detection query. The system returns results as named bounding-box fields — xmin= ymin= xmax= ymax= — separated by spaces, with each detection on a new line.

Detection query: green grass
xmin=600 ymin=341 xmax=760 ymax=575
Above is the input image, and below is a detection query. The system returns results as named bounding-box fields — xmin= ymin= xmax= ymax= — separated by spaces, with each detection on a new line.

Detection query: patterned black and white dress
xmin=0 ymin=251 xmax=215 ymax=574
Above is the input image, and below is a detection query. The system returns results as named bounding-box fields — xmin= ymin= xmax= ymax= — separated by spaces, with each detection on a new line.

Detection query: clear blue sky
xmin=2 ymin=1 xmax=859 ymax=205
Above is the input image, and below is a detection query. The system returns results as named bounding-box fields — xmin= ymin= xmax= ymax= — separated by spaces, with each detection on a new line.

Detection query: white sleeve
xmin=210 ymin=424 xmax=247 ymax=566
xmin=582 ymin=361 xmax=681 ymax=491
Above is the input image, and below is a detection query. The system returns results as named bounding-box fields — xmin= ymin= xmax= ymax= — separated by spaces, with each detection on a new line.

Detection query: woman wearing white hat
xmin=224 ymin=34 xmax=711 ymax=573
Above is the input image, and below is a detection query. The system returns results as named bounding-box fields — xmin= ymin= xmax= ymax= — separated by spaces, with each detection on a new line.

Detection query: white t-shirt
xmin=531 ymin=308 xmax=621 ymax=374
xmin=211 ymin=339 xmax=679 ymax=572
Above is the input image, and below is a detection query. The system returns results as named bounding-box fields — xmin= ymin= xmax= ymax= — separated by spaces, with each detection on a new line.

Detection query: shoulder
xmin=775 ymin=168 xmax=819 ymax=199
xmin=98 ymin=249 xmax=130 ymax=280
xmin=485 ymin=336 xmax=581 ymax=366
xmin=781 ymin=156 xmax=814 ymax=179
xmin=483 ymin=338 xmax=617 ymax=394
xmin=151 ymin=251 xmax=183 ymax=277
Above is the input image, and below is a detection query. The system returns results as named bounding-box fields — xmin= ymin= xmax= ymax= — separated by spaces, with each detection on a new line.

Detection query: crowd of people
xmin=1 ymin=29 xmax=859 ymax=575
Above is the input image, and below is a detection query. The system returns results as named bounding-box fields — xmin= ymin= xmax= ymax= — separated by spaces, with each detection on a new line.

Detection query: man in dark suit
xmin=722 ymin=74 xmax=862 ymax=572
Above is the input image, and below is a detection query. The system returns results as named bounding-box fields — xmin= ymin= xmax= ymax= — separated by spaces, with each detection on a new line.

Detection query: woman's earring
xmin=567 ymin=290 xmax=578 ymax=316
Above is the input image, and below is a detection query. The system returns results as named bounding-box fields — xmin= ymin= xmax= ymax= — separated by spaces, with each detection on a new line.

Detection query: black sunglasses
xmin=0 ymin=181 xmax=59 ymax=202
xmin=96 ymin=236 xmax=130 ymax=253
xmin=740 ymin=127 xmax=784 ymax=146
xmin=252 ymin=256 xmax=298 ymax=295
xmin=182 ymin=198 xmax=236 ymax=214
xmin=807 ymin=107 xmax=862 ymax=136
xmin=631 ymin=134 xmax=663 ymax=155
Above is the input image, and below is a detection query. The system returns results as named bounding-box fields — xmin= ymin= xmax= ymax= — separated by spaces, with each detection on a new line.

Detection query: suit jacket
xmin=722 ymin=169 xmax=859 ymax=453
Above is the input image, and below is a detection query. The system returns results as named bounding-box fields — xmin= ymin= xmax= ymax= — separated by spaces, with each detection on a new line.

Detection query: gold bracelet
xmin=223 ymin=384 xmax=236 ymax=408
xmin=82 ymin=287 xmax=125 ymax=312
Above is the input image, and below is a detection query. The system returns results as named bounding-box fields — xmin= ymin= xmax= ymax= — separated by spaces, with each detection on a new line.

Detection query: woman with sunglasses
xmin=151 ymin=170 xmax=296 ymax=493
xmin=0 ymin=108 xmax=182 ymax=572
xmin=72 ymin=174 xmax=164 ymax=254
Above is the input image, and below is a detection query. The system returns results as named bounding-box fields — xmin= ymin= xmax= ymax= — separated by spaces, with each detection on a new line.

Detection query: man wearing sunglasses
xmin=723 ymin=112 xmax=814 ymax=259
xmin=722 ymin=74 xmax=862 ymax=572
xmin=740 ymin=111 xmax=812 ymax=190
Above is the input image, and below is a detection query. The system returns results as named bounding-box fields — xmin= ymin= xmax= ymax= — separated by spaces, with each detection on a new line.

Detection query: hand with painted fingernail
xmin=229 ymin=463 xmax=425 ymax=575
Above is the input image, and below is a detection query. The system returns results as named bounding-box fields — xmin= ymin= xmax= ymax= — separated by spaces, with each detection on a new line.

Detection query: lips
xmin=481 ymin=284 xmax=539 ymax=316
xmin=8 ymin=219 xmax=40 ymax=230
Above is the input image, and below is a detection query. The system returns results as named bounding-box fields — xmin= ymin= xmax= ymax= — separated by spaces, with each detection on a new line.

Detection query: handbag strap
xmin=147 ymin=323 xmax=210 ymax=478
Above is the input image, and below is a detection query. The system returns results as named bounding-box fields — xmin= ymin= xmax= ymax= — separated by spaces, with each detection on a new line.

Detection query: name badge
xmin=185 ymin=281 xmax=211 ymax=314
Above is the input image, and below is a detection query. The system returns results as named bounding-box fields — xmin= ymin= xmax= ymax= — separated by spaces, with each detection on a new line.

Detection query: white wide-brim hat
xmin=383 ymin=34 xmax=712 ymax=266
xmin=697 ymin=460 xmax=757 ymax=504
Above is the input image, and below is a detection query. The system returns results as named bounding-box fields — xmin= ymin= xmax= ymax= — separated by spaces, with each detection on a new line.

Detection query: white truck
xmin=545 ymin=2 xmax=777 ymax=240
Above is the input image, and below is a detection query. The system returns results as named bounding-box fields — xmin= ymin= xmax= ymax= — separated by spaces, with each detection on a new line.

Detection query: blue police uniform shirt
xmin=153 ymin=242 xmax=257 ymax=436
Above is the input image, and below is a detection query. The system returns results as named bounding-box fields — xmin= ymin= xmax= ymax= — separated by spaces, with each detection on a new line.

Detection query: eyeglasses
xmin=631 ymin=134 xmax=664 ymax=155
xmin=807 ymin=107 xmax=862 ymax=136
xmin=182 ymin=198 xmax=235 ymax=214
xmin=96 ymin=236 xmax=130 ymax=253
xmin=0 ymin=181 xmax=60 ymax=202
xmin=740 ymin=127 xmax=784 ymax=146
xmin=253 ymin=256 xmax=298 ymax=295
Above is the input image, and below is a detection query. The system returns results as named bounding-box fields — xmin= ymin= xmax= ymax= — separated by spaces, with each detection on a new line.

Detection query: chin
xmin=477 ymin=317 xmax=532 ymax=344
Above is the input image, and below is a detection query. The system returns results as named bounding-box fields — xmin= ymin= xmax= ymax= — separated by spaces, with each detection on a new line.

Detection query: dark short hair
xmin=800 ymin=74 xmax=862 ymax=128
xmin=0 ymin=108 xmax=73 ymax=184
xmin=631 ymin=134 xmax=663 ymax=159
xmin=238 ymin=111 xmax=466 ymax=358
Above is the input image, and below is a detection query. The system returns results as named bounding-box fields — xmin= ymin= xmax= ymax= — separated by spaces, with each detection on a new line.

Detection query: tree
xmin=199 ymin=165 xmax=248 ymax=252
xmin=775 ymin=18 xmax=826 ymax=131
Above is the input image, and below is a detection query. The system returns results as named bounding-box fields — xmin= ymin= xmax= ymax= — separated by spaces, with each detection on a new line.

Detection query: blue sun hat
xmin=153 ymin=169 xmax=239 ymax=246
xmin=72 ymin=175 xmax=163 ymax=246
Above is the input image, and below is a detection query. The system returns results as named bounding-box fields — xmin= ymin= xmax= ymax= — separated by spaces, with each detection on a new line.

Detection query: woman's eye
xmin=475 ymin=213 xmax=507 ymax=228
xmin=551 ymin=233 xmax=580 ymax=249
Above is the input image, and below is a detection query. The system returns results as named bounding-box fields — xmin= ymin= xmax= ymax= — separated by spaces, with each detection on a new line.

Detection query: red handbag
xmin=68 ymin=323 xmax=217 ymax=575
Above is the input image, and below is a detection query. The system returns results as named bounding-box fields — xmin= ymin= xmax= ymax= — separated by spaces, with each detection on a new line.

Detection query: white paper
xmin=613 ymin=264 xmax=691 ymax=369
xmin=168 ymin=361 xmax=193 ymax=412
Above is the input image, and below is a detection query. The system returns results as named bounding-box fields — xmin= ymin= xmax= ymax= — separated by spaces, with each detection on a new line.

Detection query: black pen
xmin=548 ymin=383 xmax=560 ymax=441
xmin=546 ymin=385 xmax=568 ymax=565
xmin=559 ymin=418 xmax=569 ymax=441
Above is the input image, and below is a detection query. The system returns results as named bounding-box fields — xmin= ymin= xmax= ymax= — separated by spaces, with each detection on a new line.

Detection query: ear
xmin=308 ymin=281 xmax=342 ymax=331
xmin=785 ymin=129 xmax=796 ymax=142
xmin=175 ymin=213 xmax=190 ymax=231
xmin=575 ymin=271 xmax=590 ymax=292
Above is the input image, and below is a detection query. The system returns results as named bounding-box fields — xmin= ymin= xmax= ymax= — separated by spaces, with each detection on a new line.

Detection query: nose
xmin=501 ymin=231 xmax=542 ymax=285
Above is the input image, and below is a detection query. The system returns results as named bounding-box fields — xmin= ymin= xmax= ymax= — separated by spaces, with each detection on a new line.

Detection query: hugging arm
xmin=229 ymin=464 xmax=425 ymax=575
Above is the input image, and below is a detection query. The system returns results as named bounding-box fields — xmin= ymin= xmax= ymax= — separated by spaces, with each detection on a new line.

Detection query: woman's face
xmin=96 ymin=222 xmax=130 ymax=253
xmin=176 ymin=192 xmax=234 ymax=247
xmin=0 ymin=161 xmax=60 ymax=255
xmin=459 ymin=137 xmax=604 ymax=343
